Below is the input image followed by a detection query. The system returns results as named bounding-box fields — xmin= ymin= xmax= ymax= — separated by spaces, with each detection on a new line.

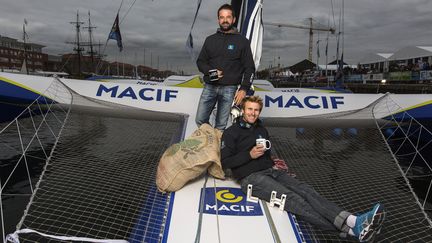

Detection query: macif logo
xmin=200 ymin=187 xmax=263 ymax=216
xmin=96 ymin=84 xmax=178 ymax=102
xmin=264 ymin=95 xmax=344 ymax=109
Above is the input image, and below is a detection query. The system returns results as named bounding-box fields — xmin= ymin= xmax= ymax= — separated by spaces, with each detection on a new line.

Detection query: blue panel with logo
xmin=199 ymin=187 xmax=263 ymax=216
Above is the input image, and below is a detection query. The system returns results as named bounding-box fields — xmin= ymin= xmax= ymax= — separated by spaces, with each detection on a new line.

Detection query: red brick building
xmin=0 ymin=35 xmax=48 ymax=72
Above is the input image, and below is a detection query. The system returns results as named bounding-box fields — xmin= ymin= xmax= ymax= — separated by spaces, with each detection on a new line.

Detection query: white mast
xmin=21 ymin=19 xmax=29 ymax=74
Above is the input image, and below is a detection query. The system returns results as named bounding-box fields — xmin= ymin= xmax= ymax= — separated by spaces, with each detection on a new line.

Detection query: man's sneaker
xmin=352 ymin=203 xmax=386 ymax=242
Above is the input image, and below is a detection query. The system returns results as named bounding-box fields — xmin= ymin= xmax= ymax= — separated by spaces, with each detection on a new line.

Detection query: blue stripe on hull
xmin=385 ymin=103 xmax=432 ymax=121
xmin=288 ymin=213 xmax=310 ymax=243
xmin=0 ymin=79 xmax=42 ymax=104
xmin=0 ymin=80 xmax=56 ymax=123
xmin=0 ymin=79 xmax=56 ymax=104
xmin=128 ymin=187 xmax=169 ymax=243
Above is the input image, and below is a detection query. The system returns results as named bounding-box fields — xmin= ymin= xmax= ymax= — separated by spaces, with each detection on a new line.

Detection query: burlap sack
xmin=207 ymin=128 xmax=224 ymax=179
xmin=156 ymin=124 xmax=225 ymax=192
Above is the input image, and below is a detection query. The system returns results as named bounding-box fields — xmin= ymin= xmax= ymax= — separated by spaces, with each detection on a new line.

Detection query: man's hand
xmin=250 ymin=145 xmax=265 ymax=159
xmin=217 ymin=69 xmax=223 ymax=79
xmin=234 ymin=89 xmax=246 ymax=105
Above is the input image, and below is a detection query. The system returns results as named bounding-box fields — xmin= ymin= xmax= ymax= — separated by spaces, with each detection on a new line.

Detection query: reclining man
xmin=220 ymin=95 xmax=385 ymax=242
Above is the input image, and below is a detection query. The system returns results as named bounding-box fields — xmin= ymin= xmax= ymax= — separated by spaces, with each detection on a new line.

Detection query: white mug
xmin=256 ymin=138 xmax=271 ymax=150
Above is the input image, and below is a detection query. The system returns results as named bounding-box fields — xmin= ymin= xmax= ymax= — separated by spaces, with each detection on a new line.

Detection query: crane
xmin=264 ymin=18 xmax=335 ymax=62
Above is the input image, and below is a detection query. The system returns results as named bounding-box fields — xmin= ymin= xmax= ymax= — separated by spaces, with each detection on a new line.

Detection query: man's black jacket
xmin=221 ymin=118 xmax=273 ymax=180
xmin=196 ymin=29 xmax=255 ymax=91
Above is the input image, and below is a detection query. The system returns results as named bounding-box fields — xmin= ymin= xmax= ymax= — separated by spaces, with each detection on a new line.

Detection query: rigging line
xmin=17 ymin=119 xmax=34 ymax=194
xmin=118 ymin=0 xmax=124 ymax=15
xmin=58 ymin=50 xmax=74 ymax=73
xmin=335 ymin=0 xmax=342 ymax=63
xmin=325 ymin=18 xmax=330 ymax=82
xmin=341 ymin=0 xmax=344 ymax=48
xmin=373 ymin=99 xmax=432 ymax=227
xmin=0 ymin=173 xmax=5 ymax=243
xmin=212 ymin=179 xmax=221 ymax=243
xmin=338 ymin=1 xmax=342 ymax=39
xmin=189 ymin=0 xmax=203 ymax=32
xmin=327 ymin=1 xmax=332 ymax=47
xmin=15 ymin=78 xmax=73 ymax=231
xmin=1 ymin=121 xmax=32 ymax=192
xmin=194 ymin=173 xmax=209 ymax=243
xmin=95 ymin=0 xmax=130 ymax=74
xmin=95 ymin=39 xmax=110 ymax=74
xmin=120 ymin=0 xmax=137 ymax=25
xmin=97 ymin=1 xmax=126 ymax=75
xmin=330 ymin=0 xmax=336 ymax=29
xmin=185 ymin=0 xmax=202 ymax=62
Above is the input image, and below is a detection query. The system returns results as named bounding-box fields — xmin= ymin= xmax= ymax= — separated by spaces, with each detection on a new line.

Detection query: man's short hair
xmin=218 ymin=4 xmax=235 ymax=17
xmin=241 ymin=96 xmax=263 ymax=111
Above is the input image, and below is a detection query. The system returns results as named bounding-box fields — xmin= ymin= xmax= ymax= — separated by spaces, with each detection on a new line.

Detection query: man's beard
xmin=219 ymin=22 xmax=234 ymax=31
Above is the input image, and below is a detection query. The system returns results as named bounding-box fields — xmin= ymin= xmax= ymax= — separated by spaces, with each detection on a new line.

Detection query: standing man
xmin=196 ymin=3 xmax=255 ymax=131
xmin=221 ymin=95 xmax=386 ymax=242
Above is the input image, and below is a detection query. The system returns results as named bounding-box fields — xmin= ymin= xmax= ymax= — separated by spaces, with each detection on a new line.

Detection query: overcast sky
xmin=1 ymin=0 xmax=431 ymax=74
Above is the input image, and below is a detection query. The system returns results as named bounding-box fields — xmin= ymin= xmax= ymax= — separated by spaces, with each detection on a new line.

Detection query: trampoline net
xmin=265 ymin=94 xmax=432 ymax=242
xmin=8 ymin=112 xmax=184 ymax=243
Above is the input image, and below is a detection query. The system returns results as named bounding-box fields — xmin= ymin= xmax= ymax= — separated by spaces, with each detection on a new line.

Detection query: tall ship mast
xmin=66 ymin=11 xmax=102 ymax=77
xmin=83 ymin=11 xmax=103 ymax=73
xmin=67 ymin=11 xmax=84 ymax=76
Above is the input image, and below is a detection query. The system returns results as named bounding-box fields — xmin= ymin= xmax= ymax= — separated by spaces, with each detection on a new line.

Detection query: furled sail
xmin=232 ymin=0 xmax=263 ymax=70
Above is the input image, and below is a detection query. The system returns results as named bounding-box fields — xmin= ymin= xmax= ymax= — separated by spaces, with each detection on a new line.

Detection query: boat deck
xmin=3 ymin=110 xmax=432 ymax=242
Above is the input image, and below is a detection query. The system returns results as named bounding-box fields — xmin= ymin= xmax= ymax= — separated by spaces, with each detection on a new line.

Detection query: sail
xmin=20 ymin=59 xmax=28 ymax=74
xmin=232 ymin=0 xmax=263 ymax=70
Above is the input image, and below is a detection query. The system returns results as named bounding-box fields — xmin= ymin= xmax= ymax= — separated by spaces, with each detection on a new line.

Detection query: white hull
xmin=1 ymin=72 xmax=432 ymax=137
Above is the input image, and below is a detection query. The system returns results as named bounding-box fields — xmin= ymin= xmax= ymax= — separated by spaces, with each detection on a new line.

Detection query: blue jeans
xmin=195 ymin=83 xmax=237 ymax=130
xmin=240 ymin=168 xmax=351 ymax=232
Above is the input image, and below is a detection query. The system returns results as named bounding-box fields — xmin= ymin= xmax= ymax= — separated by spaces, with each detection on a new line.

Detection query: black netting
xmin=16 ymin=112 xmax=184 ymax=243
xmin=267 ymin=125 xmax=432 ymax=242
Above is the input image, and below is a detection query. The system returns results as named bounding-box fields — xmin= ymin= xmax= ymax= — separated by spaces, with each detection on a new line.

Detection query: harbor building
xmin=0 ymin=35 xmax=47 ymax=72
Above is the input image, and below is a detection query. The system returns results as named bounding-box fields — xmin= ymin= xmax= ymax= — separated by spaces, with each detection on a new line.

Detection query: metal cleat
xmin=269 ymin=191 xmax=287 ymax=211
xmin=246 ymin=184 xmax=259 ymax=203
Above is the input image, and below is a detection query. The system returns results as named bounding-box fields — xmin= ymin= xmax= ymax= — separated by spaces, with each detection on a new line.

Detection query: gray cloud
xmin=1 ymin=0 xmax=431 ymax=73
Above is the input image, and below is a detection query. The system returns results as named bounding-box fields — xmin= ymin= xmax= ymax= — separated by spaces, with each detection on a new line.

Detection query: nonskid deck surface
xmin=5 ymin=112 xmax=432 ymax=243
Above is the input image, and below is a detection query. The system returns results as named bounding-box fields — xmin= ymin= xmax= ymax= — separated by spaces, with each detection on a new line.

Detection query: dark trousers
xmin=240 ymin=168 xmax=350 ymax=232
